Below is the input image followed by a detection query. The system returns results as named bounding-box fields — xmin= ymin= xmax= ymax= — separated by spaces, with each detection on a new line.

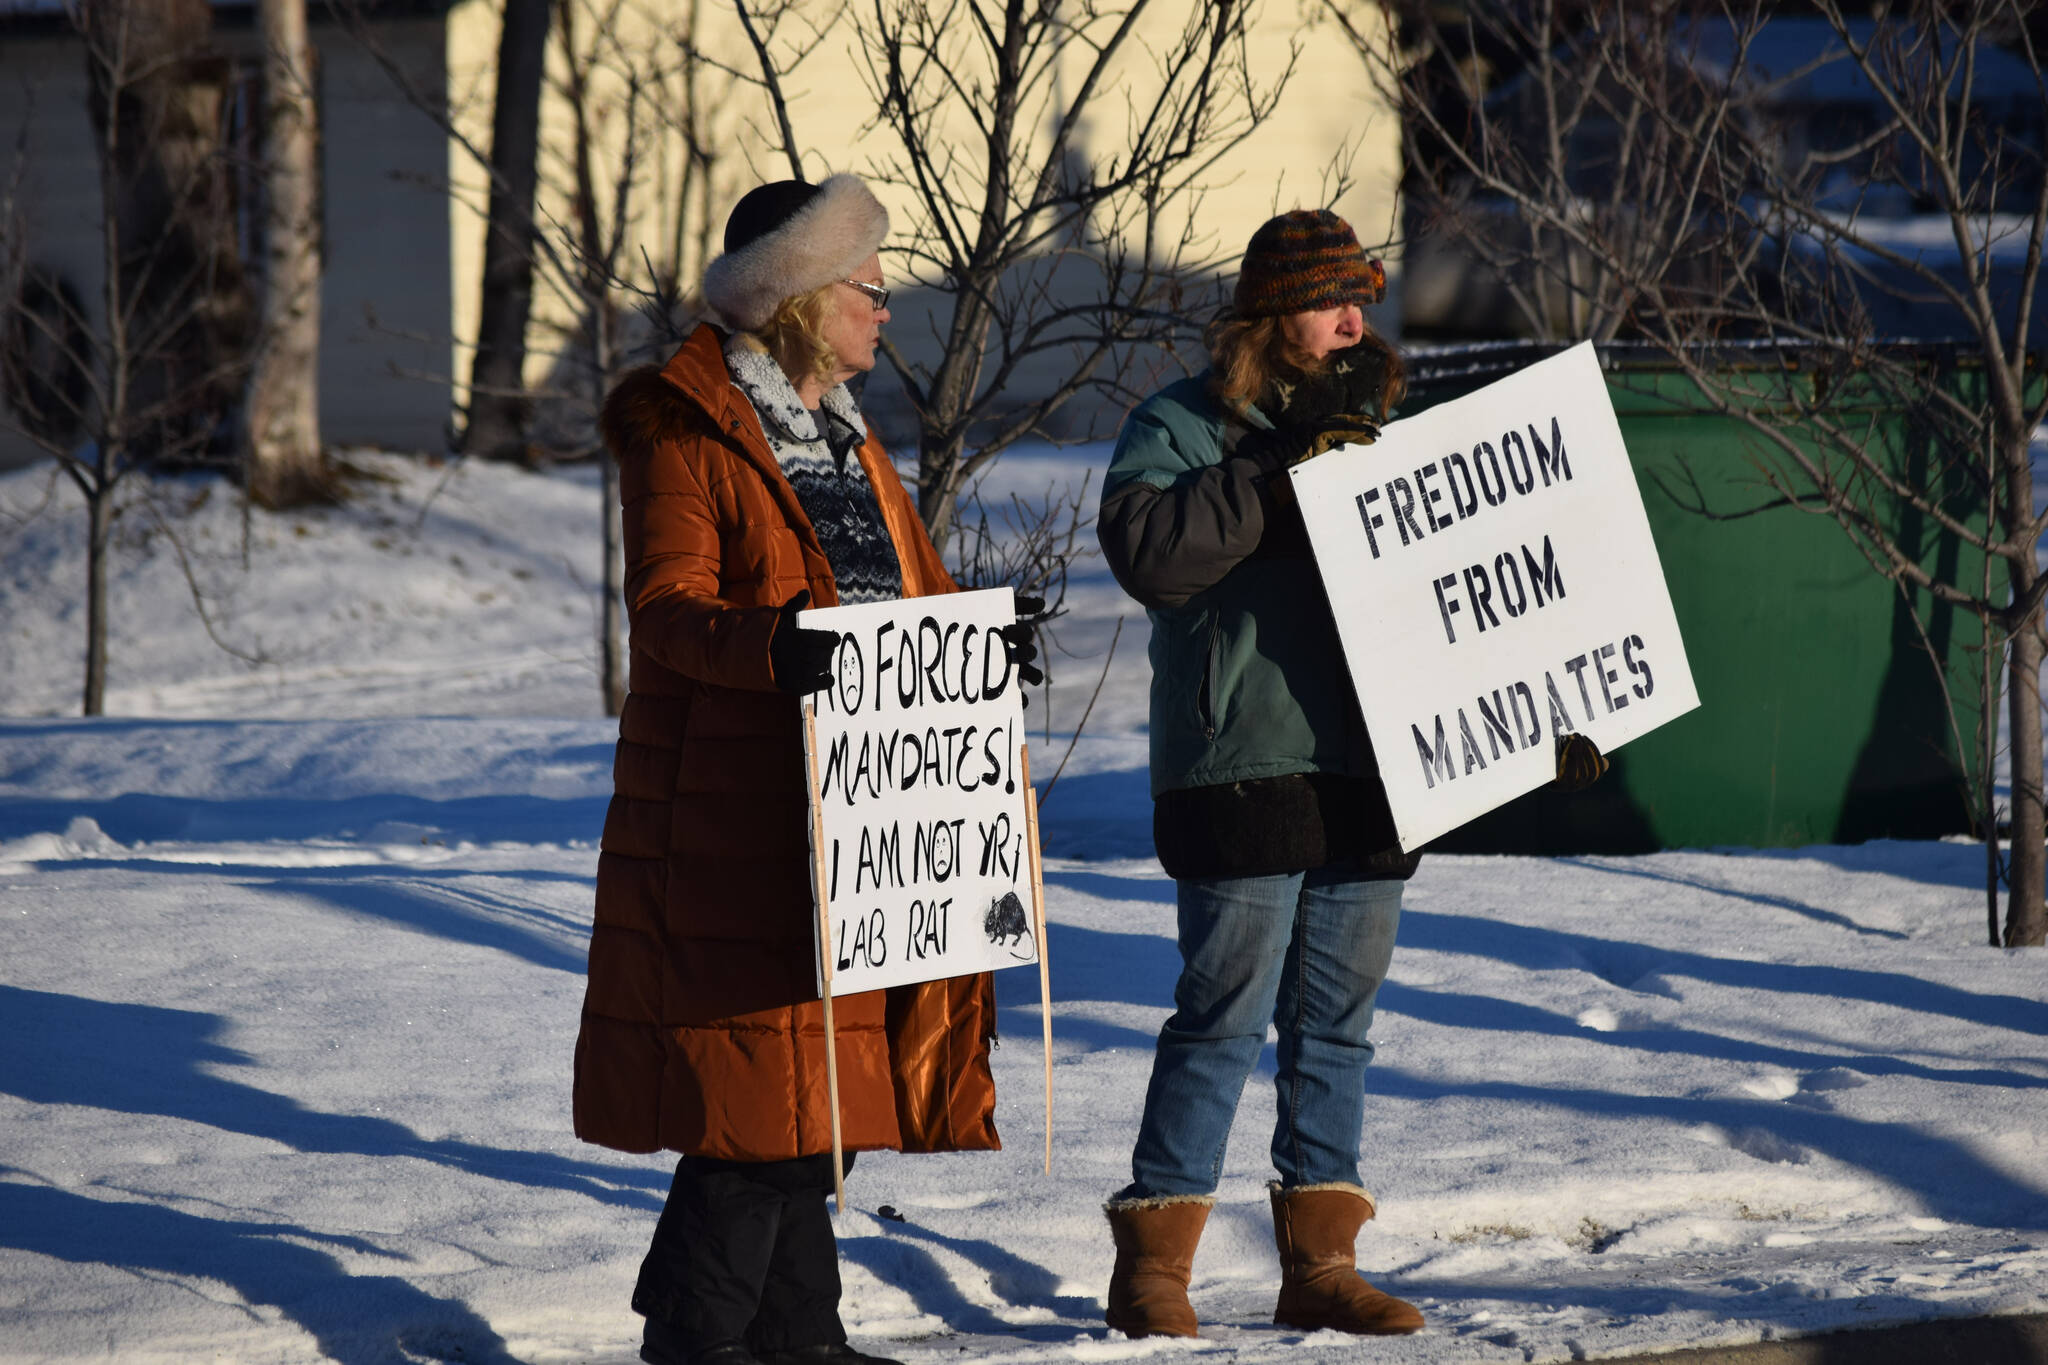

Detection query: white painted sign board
xmin=1291 ymin=341 xmax=1700 ymax=851
xmin=799 ymin=588 xmax=1041 ymax=996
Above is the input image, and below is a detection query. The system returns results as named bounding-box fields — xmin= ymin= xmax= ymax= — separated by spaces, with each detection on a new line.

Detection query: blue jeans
xmin=1121 ymin=868 xmax=1403 ymax=1198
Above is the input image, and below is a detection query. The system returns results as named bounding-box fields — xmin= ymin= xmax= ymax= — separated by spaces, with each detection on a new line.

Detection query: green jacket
xmin=1097 ymin=374 xmax=1377 ymax=799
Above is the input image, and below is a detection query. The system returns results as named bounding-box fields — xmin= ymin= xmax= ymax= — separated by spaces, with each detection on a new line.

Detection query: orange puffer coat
xmin=573 ymin=323 xmax=1000 ymax=1161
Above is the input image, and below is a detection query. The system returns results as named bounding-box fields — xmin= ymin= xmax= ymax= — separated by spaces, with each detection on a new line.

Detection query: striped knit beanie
xmin=1233 ymin=209 xmax=1387 ymax=318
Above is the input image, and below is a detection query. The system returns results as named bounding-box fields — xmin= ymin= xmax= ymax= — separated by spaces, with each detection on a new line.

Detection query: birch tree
xmin=244 ymin=0 xmax=330 ymax=507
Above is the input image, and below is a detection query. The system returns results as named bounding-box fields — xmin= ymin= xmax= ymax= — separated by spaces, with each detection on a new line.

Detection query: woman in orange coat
xmin=573 ymin=173 xmax=1031 ymax=1365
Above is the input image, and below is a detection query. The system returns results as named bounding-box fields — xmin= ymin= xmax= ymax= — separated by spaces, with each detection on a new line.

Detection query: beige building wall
xmin=444 ymin=0 xmax=1404 ymax=426
xmin=319 ymin=17 xmax=459 ymax=453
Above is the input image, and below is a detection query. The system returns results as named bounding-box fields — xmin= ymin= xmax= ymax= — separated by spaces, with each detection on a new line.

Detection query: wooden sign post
xmin=1021 ymin=746 xmax=1051 ymax=1173
xmin=800 ymin=702 xmax=848 ymax=1212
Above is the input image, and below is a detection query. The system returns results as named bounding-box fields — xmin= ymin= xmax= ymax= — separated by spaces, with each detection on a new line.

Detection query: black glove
xmin=1237 ymin=415 xmax=1381 ymax=489
xmin=1555 ymin=732 xmax=1609 ymax=791
xmin=1001 ymin=591 xmax=1046 ymax=689
xmin=767 ymin=589 xmax=839 ymax=695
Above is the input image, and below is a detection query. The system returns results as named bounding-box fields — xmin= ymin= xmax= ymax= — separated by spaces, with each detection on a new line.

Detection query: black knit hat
xmin=1234 ymin=209 xmax=1387 ymax=318
xmin=723 ymin=180 xmax=821 ymax=254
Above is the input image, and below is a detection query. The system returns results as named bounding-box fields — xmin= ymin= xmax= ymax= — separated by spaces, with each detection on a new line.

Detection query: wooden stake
xmin=801 ymin=699 xmax=847 ymax=1213
xmin=1021 ymin=745 xmax=1053 ymax=1174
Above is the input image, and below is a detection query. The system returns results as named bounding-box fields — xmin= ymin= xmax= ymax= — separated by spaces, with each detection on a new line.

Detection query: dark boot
xmin=758 ymin=1346 xmax=903 ymax=1365
xmin=1270 ymin=1184 xmax=1423 ymax=1336
xmin=1103 ymin=1196 xmax=1212 ymax=1339
xmin=642 ymin=1319 xmax=761 ymax=1365
xmin=636 ymin=1154 xmax=851 ymax=1365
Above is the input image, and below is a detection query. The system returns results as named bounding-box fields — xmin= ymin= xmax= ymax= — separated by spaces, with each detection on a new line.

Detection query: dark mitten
xmin=1320 ymin=346 xmax=1392 ymax=418
xmin=767 ymin=589 xmax=839 ymax=694
xmin=999 ymin=591 xmax=1045 ymax=689
xmin=1237 ymin=417 xmax=1380 ymax=485
xmin=1234 ymin=425 xmax=1297 ymax=476
xmin=1236 ymin=419 xmax=1384 ymax=499
xmin=1267 ymin=346 xmax=1391 ymax=428
xmin=1229 ymin=427 xmax=1301 ymax=520
xmin=1555 ymin=732 xmax=1609 ymax=791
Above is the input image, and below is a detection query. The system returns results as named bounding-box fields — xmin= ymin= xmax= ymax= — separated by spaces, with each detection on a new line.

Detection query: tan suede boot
xmin=1103 ymin=1196 xmax=1212 ymax=1338
xmin=1270 ymin=1184 xmax=1424 ymax=1335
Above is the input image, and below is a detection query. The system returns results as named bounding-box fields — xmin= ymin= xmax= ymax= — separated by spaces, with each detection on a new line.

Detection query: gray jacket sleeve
xmin=1097 ymin=406 xmax=1275 ymax=611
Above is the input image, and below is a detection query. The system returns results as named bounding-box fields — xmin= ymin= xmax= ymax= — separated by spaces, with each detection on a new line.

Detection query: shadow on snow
xmin=0 ymin=791 xmax=607 ymax=850
xmin=0 ymin=985 xmax=662 ymax=1211
xmin=0 ymin=1175 xmax=523 ymax=1365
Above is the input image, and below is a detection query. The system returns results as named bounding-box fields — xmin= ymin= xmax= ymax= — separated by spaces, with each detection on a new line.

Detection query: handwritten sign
xmin=1291 ymin=341 xmax=1700 ymax=851
xmin=799 ymin=588 xmax=1041 ymax=996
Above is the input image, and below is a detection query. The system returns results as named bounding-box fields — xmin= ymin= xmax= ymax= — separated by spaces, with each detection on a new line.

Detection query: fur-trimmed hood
xmin=701 ymin=173 xmax=889 ymax=331
xmin=597 ymin=327 xmax=748 ymax=466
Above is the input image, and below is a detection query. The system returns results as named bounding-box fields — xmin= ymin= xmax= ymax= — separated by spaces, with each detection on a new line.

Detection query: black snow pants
xmin=633 ymin=1151 xmax=852 ymax=1356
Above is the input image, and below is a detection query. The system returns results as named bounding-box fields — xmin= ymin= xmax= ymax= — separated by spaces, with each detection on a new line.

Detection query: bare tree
xmin=243 ymin=0 xmax=330 ymax=507
xmin=546 ymin=0 xmax=654 ymax=714
xmin=0 ymin=0 xmax=260 ymax=713
xmin=713 ymin=0 xmax=1284 ymax=723
xmin=1704 ymin=2 xmax=2048 ymax=946
xmin=831 ymin=0 xmax=1297 ymax=553
xmin=1344 ymin=0 xmax=2048 ymax=944
xmin=1343 ymin=0 xmax=1757 ymax=342
xmin=355 ymin=0 xmax=1268 ymax=717
xmin=335 ymin=0 xmax=766 ymax=713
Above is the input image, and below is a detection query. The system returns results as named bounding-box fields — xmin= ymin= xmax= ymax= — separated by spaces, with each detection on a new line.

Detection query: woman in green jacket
xmin=1093 ymin=208 xmax=1424 ymax=1341
xmin=1097 ymin=207 xmax=1606 ymax=1340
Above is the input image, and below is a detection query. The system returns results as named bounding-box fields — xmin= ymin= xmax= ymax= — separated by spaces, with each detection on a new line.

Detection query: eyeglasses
xmin=840 ymin=278 xmax=890 ymax=312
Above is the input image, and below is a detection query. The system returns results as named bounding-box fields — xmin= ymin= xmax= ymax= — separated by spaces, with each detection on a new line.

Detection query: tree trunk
xmin=244 ymin=0 xmax=327 ymax=507
xmin=1984 ymin=608 xmax=2003 ymax=947
xmin=918 ymin=436 xmax=965 ymax=558
xmin=460 ymin=0 xmax=550 ymax=462
xmin=83 ymin=487 xmax=112 ymax=716
xmin=1999 ymin=406 xmax=2046 ymax=948
xmin=2006 ymin=600 xmax=2046 ymax=946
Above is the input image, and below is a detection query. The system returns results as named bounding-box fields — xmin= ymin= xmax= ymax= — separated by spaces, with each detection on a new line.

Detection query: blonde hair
xmin=736 ymin=282 xmax=839 ymax=390
xmin=1204 ymin=311 xmax=1407 ymax=420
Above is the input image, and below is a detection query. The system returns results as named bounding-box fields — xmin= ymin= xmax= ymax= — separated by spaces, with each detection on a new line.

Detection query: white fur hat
xmin=701 ymin=174 xmax=890 ymax=331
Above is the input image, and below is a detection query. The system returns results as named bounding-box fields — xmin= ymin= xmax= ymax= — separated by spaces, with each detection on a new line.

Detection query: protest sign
xmin=798 ymin=587 xmax=1042 ymax=997
xmin=1291 ymin=341 xmax=1699 ymax=851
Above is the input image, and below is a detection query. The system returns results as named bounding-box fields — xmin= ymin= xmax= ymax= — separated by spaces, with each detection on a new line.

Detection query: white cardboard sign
xmin=1291 ymin=342 xmax=1700 ymax=851
xmin=799 ymin=588 xmax=1041 ymax=996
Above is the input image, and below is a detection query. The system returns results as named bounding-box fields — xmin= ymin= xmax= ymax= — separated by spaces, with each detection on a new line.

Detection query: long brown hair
xmin=1205 ymin=310 xmax=1407 ymax=420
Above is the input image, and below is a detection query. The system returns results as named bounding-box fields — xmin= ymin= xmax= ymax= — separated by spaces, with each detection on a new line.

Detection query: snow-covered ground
xmin=3 ymin=449 xmax=2046 ymax=1364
